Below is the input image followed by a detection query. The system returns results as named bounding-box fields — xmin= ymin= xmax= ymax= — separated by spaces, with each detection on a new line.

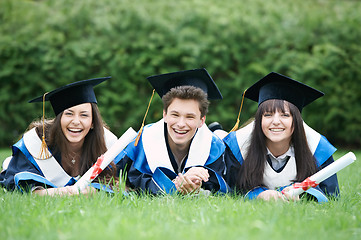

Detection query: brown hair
xmin=31 ymin=103 xmax=117 ymax=183
xmin=162 ymin=86 xmax=209 ymax=117
xmin=237 ymin=99 xmax=317 ymax=192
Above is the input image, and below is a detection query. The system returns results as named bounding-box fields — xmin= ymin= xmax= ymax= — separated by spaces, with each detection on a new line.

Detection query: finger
xmin=192 ymin=178 xmax=202 ymax=185
xmin=179 ymin=174 xmax=194 ymax=194
xmin=183 ymin=175 xmax=198 ymax=193
xmin=279 ymin=193 xmax=288 ymax=202
xmin=173 ymin=176 xmax=182 ymax=191
xmin=187 ymin=175 xmax=202 ymax=183
xmin=196 ymin=168 xmax=209 ymax=181
xmin=177 ymin=174 xmax=189 ymax=194
xmin=186 ymin=168 xmax=209 ymax=182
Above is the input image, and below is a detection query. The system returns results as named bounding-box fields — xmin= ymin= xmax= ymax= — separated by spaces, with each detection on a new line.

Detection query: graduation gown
xmin=223 ymin=121 xmax=339 ymax=202
xmin=0 ymin=127 xmax=117 ymax=192
xmin=114 ymin=119 xmax=229 ymax=195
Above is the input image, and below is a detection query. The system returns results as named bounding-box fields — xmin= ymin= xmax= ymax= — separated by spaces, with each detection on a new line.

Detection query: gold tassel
xmin=38 ymin=92 xmax=51 ymax=160
xmin=134 ymin=89 xmax=155 ymax=146
xmin=227 ymin=89 xmax=247 ymax=134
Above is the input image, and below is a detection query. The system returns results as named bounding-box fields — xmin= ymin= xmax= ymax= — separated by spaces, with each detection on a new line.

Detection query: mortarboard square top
xmin=29 ymin=77 xmax=110 ymax=116
xmin=244 ymin=72 xmax=324 ymax=112
xmin=147 ymin=68 xmax=222 ymax=100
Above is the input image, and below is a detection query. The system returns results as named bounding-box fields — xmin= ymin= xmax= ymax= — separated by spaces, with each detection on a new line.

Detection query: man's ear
xmin=163 ymin=110 xmax=167 ymax=122
xmin=198 ymin=116 xmax=206 ymax=128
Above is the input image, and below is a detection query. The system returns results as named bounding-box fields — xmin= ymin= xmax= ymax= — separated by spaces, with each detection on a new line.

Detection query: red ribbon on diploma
xmin=293 ymin=177 xmax=319 ymax=191
xmin=90 ymin=155 xmax=104 ymax=180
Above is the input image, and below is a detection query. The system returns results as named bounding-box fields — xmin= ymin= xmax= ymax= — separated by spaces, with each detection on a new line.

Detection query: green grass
xmin=0 ymin=148 xmax=11 ymax=166
xmin=1 ymin=149 xmax=360 ymax=240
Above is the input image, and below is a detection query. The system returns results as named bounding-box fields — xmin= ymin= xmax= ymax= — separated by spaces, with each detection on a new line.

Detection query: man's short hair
xmin=162 ymin=86 xmax=209 ymax=117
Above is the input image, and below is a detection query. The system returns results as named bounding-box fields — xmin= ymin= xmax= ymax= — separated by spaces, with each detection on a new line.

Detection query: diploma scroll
xmin=74 ymin=127 xmax=137 ymax=190
xmin=284 ymin=152 xmax=356 ymax=197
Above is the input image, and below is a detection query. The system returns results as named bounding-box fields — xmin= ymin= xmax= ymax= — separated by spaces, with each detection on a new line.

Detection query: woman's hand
xmin=257 ymin=188 xmax=300 ymax=201
xmin=257 ymin=189 xmax=287 ymax=201
xmin=33 ymin=185 xmax=96 ymax=196
xmin=281 ymin=186 xmax=300 ymax=201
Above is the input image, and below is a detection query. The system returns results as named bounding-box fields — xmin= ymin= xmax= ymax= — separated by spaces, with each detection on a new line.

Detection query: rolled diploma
xmin=74 ymin=127 xmax=137 ymax=190
xmin=286 ymin=152 xmax=356 ymax=197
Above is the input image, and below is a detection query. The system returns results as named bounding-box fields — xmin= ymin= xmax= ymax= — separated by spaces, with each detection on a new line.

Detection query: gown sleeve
xmin=317 ymin=155 xmax=340 ymax=198
xmin=127 ymin=154 xmax=229 ymax=195
xmin=0 ymin=151 xmax=42 ymax=191
xmin=115 ymin=154 xmax=133 ymax=179
xmin=222 ymin=146 xmax=242 ymax=192
xmin=199 ymin=154 xmax=229 ymax=193
xmin=127 ymin=161 xmax=169 ymax=195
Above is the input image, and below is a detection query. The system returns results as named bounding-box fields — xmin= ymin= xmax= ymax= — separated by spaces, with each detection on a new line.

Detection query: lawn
xmin=0 ymin=149 xmax=360 ymax=240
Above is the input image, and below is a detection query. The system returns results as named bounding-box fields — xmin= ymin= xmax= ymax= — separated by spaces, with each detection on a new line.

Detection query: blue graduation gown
xmin=114 ymin=119 xmax=229 ymax=195
xmin=223 ymin=121 xmax=339 ymax=202
xmin=0 ymin=127 xmax=118 ymax=192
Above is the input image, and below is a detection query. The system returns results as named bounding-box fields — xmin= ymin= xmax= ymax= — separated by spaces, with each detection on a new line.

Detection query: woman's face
xmin=261 ymin=103 xmax=294 ymax=147
xmin=60 ymin=103 xmax=93 ymax=147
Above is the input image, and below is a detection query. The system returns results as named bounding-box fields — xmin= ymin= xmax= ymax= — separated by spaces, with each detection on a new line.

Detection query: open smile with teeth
xmin=174 ymin=129 xmax=188 ymax=134
xmin=68 ymin=128 xmax=83 ymax=133
xmin=270 ymin=128 xmax=284 ymax=132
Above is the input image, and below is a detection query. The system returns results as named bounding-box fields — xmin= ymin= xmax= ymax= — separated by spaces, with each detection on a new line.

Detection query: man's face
xmin=163 ymin=98 xmax=205 ymax=150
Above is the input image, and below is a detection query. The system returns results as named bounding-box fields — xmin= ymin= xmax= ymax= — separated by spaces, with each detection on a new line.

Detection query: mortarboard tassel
xmin=38 ymin=92 xmax=51 ymax=159
xmin=228 ymin=89 xmax=247 ymax=134
xmin=134 ymin=89 xmax=155 ymax=146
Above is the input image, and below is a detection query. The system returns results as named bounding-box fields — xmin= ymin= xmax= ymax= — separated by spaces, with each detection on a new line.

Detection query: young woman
xmin=223 ymin=72 xmax=339 ymax=202
xmin=0 ymin=77 xmax=118 ymax=196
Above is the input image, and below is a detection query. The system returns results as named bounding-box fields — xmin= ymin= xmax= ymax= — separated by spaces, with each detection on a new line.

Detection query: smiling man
xmin=115 ymin=69 xmax=229 ymax=195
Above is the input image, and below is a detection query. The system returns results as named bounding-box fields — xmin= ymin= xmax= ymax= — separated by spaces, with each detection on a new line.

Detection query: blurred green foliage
xmin=0 ymin=0 xmax=360 ymax=147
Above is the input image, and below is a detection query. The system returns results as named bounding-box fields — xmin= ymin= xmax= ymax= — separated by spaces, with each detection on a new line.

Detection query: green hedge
xmin=1 ymin=0 xmax=360 ymax=148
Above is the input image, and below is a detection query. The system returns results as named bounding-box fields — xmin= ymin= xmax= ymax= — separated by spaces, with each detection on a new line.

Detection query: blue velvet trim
xmin=314 ymin=135 xmax=337 ymax=167
xmin=223 ymin=132 xmax=244 ymax=164
xmin=14 ymin=172 xmax=57 ymax=191
xmin=153 ymin=167 xmax=177 ymax=194
xmin=204 ymin=134 xmax=226 ymax=165
xmin=201 ymin=166 xmax=230 ymax=194
xmin=305 ymin=188 xmax=329 ymax=203
xmin=91 ymin=182 xmax=115 ymax=193
xmin=13 ymin=138 xmax=43 ymax=174
xmin=123 ymin=136 xmax=152 ymax=174
xmin=14 ymin=171 xmax=77 ymax=192
xmin=245 ymin=187 xmax=268 ymax=200
xmin=113 ymin=147 xmax=128 ymax=165
xmin=279 ymin=185 xmax=329 ymax=203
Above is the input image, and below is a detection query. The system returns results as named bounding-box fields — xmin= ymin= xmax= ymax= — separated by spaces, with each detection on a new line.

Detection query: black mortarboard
xmin=29 ymin=77 xmax=110 ymax=115
xmin=147 ymin=68 xmax=222 ymax=99
xmin=244 ymin=72 xmax=324 ymax=112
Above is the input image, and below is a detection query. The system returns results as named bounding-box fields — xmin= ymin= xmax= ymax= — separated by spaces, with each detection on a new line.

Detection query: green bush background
xmin=1 ymin=0 xmax=360 ymax=148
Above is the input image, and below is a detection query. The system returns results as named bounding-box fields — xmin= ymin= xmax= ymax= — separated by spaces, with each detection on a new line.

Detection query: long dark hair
xmin=31 ymin=103 xmax=117 ymax=182
xmin=237 ymin=99 xmax=317 ymax=192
